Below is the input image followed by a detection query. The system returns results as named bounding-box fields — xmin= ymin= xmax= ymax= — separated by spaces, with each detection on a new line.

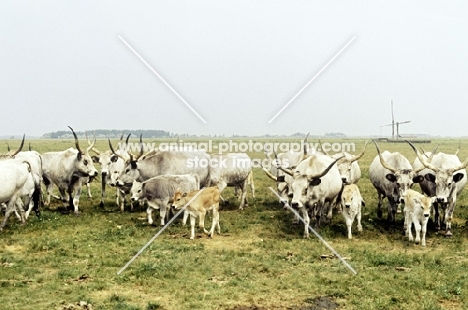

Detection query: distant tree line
xmin=42 ymin=129 xmax=172 ymax=139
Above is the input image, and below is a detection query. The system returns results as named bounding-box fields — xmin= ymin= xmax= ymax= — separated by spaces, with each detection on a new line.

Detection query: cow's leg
xmin=159 ymin=198 xmax=170 ymax=226
xmin=238 ymin=179 xmax=248 ymax=210
xmin=445 ymin=201 xmax=455 ymax=237
xmin=433 ymin=202 xmax=440 ymax=231
xmin=345 ymin=215 xmax=353 ymax=239
xmin=376 ymin=191 xmax=384 ymax=218
xmin=208 ymin=204 xmax=220 ymax=237
xmin=182 ymin=210 xmax=189 ymax=226
xmin=43 ymin=177 xmax=53 ymax=206
xmin=190 ymin=214 xmax=196 ymax=239
xmin=357 ymin=208 xmax=362 ymax=233
xmin=387 ymin=198 xmax=396 ymax=223
xmin=199 ymin=209 xmax=208 ymax=234
xmin=100 ymin=173 xmax=107 ymax=208
xmin=421 ymin=218 xmax=428 ymax=246
xmin=86 ymin=181 xmax=92 ymax=198
xmin=147 ymin=206 xmax=154 ymax=225
xmin=0 ymin=198 xmax=19 ymax=230
xmin=300 ymin=207 xmax=310 ymax=239
xmin=71 ymin=177 xmax=82 ymax=214
xmin=326 ymin=201 xmax=334 ymax=220
xmin=407 ymin=214 xmax=414 ymax=242
xmin=413 ymin=217 xmax=422 ymax=245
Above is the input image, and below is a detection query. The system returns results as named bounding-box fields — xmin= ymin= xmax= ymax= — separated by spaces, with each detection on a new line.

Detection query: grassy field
xmin=1 ymin=138 xmax=468 ymax=310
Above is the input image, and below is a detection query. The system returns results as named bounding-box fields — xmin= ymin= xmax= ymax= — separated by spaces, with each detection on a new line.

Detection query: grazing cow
xmin=130 ymin=173 xmax=199 ymax=226
xmin=280 ymin=154 xmax=343 ymax=238
xmin=209 ymin=153 xmax=252 ymax=210
xmin=0 ymin=159 xmax=36 ymax=230
xmin=42 ymin=127 xmax=99 ymax=214
xmin=172 ymin=187 xmax=220 ymax=240
xmin=403 ymin=189 xmax=434 ymax=246
xmin=340 ymin=184 xmax=365 ymax=239
xmin=408 ymin=141 xmax=468 ymax=237
xmin=369 ymin=141 xmax=424 ymax=222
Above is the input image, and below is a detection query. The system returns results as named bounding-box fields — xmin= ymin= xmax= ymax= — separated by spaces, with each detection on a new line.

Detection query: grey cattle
xmin=42 ymin=127 xmax=98 ymax=214
xmin=408 ymin=141 xmax=468 ymax=237
xmin=369 ymin=141 xmax=424 ymax=223
xmin=210 ymin=153 xmax=252 ymax=210
xmin=130 ymin=173 xmax=199 ymax=226
xmin=280 ymin=154 xmax=343 ymax=238
xmin=116 ymin=148 xmax=211 ymax=187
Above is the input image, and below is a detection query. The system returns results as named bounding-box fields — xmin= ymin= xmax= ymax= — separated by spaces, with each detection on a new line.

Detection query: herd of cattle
xmin=1 ymin=127 xmax=468 ymax=246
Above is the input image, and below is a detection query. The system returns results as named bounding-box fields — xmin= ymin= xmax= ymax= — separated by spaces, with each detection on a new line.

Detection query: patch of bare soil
xmin=226 ymin=296 xmax=340 ymax=310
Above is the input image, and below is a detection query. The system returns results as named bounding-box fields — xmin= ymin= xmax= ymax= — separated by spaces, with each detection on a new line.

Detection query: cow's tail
xmin=33 ymin=184 xmax=41 ymax=218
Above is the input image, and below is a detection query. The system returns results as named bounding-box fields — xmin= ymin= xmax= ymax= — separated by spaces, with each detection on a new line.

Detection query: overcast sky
xmin=2 ymin=1 xmax=468 ymax=137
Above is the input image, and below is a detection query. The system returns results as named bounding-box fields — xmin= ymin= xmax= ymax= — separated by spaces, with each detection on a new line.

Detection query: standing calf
xmin=403 ymin=189 xmax=434 ymax=246
xmin=172 ymin=187 xmax=220 ymax=240
xmin=340 ymin=184 xmax=364 ymax=239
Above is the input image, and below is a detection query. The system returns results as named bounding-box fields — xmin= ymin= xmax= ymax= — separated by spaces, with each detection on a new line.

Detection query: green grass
xmin=1 ymin=138 xmax=468 ymax=309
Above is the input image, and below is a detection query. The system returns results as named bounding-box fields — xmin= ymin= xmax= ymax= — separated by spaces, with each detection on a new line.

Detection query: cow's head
xmin=130 ymin=180 xmax=144 ymax=202
xmin=68 ymin=126 xmax=98 ymax=178
xmin=407 ymin=140 xmax=468 ymax=203
xmin=171 ymin=189 xmax=187 ymax=210
xmin=288 ymin=156 xmax=342 ymax=209
xmin=412 ymin=195 xmax=435 ymax=218
xmin=333 ymin=140 xmax=368 ymax=184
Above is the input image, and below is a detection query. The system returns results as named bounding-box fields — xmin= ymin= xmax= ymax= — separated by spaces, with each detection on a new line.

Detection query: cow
xmin=130 ymin=173 xmax=200 ymax=226
xmin=403 ymin=189 xmax=434 ymax=246
xmin=408 ymin=141 xmax=468 ymax=237
xmin=0 ymin=159 xmax=36 ymax=230
xmin=209 ymin=153 xmax=252 ymax=210
xmin=369 ymin=141 xmax=424 ymax=223
xmin=172 ymin=186 xmax=220 ymax=240
xmin=340 ymin=184 xmax=365 ymax=239
xmin=115 ymin=144 xmax=211 ymax=190
xmin=279 ymin=154 xmax=343 ymax=238
xmin=90 ymin=134 xmax=131 ymax=209
xmin=41 ymin=126 xmax=99 ymax=214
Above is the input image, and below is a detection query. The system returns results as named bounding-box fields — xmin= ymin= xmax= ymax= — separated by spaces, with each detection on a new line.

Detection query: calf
xmin=130 ymin=173 xmax=199 ymax=226
xmin=172 ymin=186 xmax=220 ymax=240
xmin=403 ymin=189 xmax=434 ymax=246
xmin=340 ymin=184 xmax=364 ymax=239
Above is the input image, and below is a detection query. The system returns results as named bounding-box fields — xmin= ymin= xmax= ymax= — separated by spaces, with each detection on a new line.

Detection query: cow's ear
xmin=453 ymin=173 xmax=464 ymax=183
xmin=130 ymin=161 xmax=137 ymax=169
xmin=309 ymin=178 xmax=321 ymax=186
xmin=141 ymin=183 xmax=146 ymax=190
xmin=277 ymin=176 xmax=285 ymax=183
xmin=110 ymin=155 xmax=119 ymax=163
xmin=385 ymin=174 xmax=397 ymax=183
xmin=91 ymin=155 xmax=99 ymax=163
xmin=77 ymin=152 xmax=82 ymax=161
xmin=425 ymin=173 xmax=436 ymax=183
xmin=413 ymin=175 xmax=424 ymax=183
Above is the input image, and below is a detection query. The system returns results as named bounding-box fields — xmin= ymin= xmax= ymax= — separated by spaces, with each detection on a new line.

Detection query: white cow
xmin=42 ymin=127 xmax=99 ymax=214
xmin=340 ymin=184 xmax=364 ymax=239
xmin=403 ymin=189 xmax=434 ymax=246
xmin=0 ymin=159 xmax=36 ymax=230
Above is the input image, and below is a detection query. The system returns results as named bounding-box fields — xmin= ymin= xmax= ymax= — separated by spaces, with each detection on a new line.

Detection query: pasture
xmin=1 ymin=138 xmax=468 ymax=310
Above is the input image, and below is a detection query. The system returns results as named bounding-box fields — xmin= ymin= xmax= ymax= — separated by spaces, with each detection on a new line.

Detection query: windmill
xmin=381 ymin=101 xmax=411 ymax=140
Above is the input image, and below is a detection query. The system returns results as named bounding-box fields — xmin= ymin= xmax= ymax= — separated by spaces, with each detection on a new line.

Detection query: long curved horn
xmin=86 ymin=132 xmax=100 ymax=155
xmin=351 ymin=140 xmax=369 ymax=162
xmin=448 ymin=156 xmax=468 ymax=174
xmin=279 ymin=166 xmax=294 ymax=176
xmin=108 ymin=138 xmax=127 ymax=161
xmin=426 ymin=145 xmax=439 ymax=163
xmin=406 ymin=140 xmax=437 ymax=172
xmin=11 ymin=134 xmax=25 ymax=156
xmin=318 ymin=139 xmax=330 ymax=156
xmin=85 ymin=132 xmax=96 ymax=155
xmin=307 ymin=155 xmax=344 ymax=181
xmin=373 ymin=140 xmax=396 ymax=173
xmin=455 ymin=141 xmax=461 ymax=156
xmin=68 ymin=126 xmax=83 ymax=154
xmin=303 ymin=132 xmax=310 ymax=155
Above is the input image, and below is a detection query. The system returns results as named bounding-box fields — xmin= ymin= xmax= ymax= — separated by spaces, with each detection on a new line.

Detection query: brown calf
xmin=172 ymin=186 xmax=220 ymax=239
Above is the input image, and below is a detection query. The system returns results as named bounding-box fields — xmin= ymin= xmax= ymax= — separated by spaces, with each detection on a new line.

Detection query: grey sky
xmin=2 ymin=1 xmax=467 ymax=137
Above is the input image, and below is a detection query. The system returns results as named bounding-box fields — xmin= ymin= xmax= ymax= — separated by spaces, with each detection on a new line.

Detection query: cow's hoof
xmin=445 ymin=230 xmax=453 ymax=238
xmin=377 ymin=209 xmax=383 ymax=218
xmin=60 ymin=210 xmax=70 ymax=215
xmin=100 ymin=202 xmax=104 ymax=208
xmin=74 ymin=212 xmax=81 ymax=217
